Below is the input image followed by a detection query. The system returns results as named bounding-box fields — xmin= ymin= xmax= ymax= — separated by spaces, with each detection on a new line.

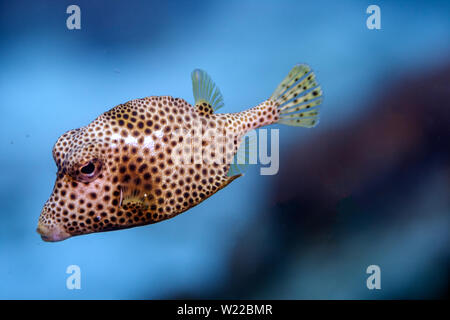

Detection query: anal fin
xmin=227 ymin=130 xmax=257 ymax=177
xmin=220 ymin=173 xmax=242 ymax=190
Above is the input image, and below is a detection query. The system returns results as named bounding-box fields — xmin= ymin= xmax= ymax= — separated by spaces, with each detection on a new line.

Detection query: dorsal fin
xmin=191 ymin=69 xmax=224 ymax=114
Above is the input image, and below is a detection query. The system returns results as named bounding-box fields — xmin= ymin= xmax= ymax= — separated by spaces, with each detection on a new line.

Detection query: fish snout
xmin=37 ymin=221 xmax=71 ymax=242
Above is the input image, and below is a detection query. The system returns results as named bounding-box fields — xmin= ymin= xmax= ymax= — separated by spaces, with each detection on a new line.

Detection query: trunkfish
xmin=37 ymin=64 xmax=323 ymax=241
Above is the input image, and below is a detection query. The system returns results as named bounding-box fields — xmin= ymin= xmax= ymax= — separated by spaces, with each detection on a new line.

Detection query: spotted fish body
xmin=37 ymin=64 xmax=323 ymax=241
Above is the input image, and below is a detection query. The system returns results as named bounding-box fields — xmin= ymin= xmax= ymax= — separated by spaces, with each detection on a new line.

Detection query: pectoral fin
xmin=120 ymin=186 xmax=151 ymax=209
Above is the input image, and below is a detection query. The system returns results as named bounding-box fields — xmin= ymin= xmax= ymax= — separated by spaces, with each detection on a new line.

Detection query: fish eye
xmin=80 ymin=162 xmax=95 ymax=175
xmin=75 ymin=159 xmax=102 ymax=182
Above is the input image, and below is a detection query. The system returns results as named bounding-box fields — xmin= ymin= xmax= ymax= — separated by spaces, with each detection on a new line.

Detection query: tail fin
xmin=271 ymin=64 xmax=323 ymax=128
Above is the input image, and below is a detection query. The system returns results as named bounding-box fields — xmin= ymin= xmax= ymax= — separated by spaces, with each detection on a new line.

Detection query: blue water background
xmin=0 ymin=0 xmax=449 ymax=299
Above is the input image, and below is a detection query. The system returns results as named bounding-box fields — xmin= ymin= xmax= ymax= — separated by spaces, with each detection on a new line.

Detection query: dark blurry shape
xmin=166 ymin=61 xmax=450 ymax=299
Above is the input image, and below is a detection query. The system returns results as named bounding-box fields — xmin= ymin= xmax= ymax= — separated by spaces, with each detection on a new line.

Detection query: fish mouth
xmin=36 ymin=223 xmax=71 ymax=242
